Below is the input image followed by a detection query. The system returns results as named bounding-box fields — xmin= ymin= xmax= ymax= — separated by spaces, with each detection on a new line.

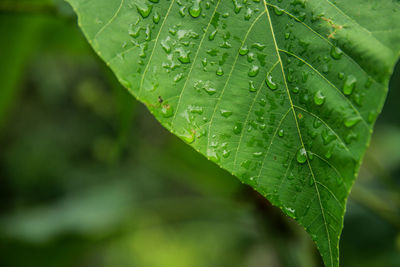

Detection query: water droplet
xmin=278 ymin=129 xmax=284 ymax=137
xmin=247 ymin=52 xmax=256 ymax=62
xmin=203 ymin=85 xmax=217 ymax=95
xmin=253 ymin=151 xmax=264 ymax=158
xmin=249 ymin=81 xmax=257 ymax=92
xmin=314 ymin=90 xmax=326 ymax=106
xmin=233 ymin=0 xmax=242 ymax=14
xmin=313 ymin=117 xmax=322 ymax=128
xmin=244 ymin=7 xmax=253 ymax=20
xmin=284 ymin=206 xmax=296 ymax=218
xmin=233 ymin=122 xmax=243 ymax=135
xmin=330 ymin=46 xmax=343 ymax=60
xmin=209 ymin=29 xmax=217 ymax=40
xmin=216 ymin=66 xmax=224 ymax=76
xmin=220 ymin=109 xmax=233 ymax=118
xmin=177 ymin=48 xmax=191 ymax=64
xmin=239 ymin=45 xmax=249 ymax=55
xmin=343 ymin=75 xmax=357 ymax=95
xmin=222 ymin=149 xmax=231 ymax=158
xmin=322 ymin=129 xmax=336 ymax=145
xmin=248 ymin=65 xmax=260 ymax=77
xmin=189 ymin=105 xmax=204 ymax=114
xmin=174 ymin=73 xmax=184 ymax=82
xmin=161 ymin=104 xmax=174 ymax=118
xmin=189 ymin=0 xmax=202 ymax=18
xmin=296 ymin=148 xmax=307 ymax=164
xmin=137 ymin=4 xmax=153 ymax=18
xmin=207 ymin=149 xmax=219 ymax=163
xmin=344 ymin=116 xmax=361 ymax=128
xmin=179 ymin=129 xmax=195 ymax=144
xmin=274 ymin=6 xmax=284 ymax=16
xmin=292 ymin=86 xmax=299 ymax=94
xmin=368 ymin=111 xmax=378 ymax=123
xmin=266 ymin=75 xmax=277 ymax=90
xmin=252 ymin=43 xmax=265 ymax=51
xmin=153 ymin=12 xmax=160 ymax=23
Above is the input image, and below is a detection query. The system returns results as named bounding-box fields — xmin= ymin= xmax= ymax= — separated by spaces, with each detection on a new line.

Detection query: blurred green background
xmin=0 ymin=1 xmax=399 ymax=266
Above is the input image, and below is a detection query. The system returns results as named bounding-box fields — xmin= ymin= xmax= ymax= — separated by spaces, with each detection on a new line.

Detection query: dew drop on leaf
xmin=189 ymin=0 xmax=202 ymax=18
xmin=296 ymin=148 xmax=307 ymax=164
xmin=248 ymin=65 xmax=260 ymax=77
xmin=330 ymin=46 xmax=343 ymax=60
xmin=266 ymin=74 xmax=278 ymax=90
xmin=249 ymin=81 xmax=257 ymax=92
xmin=153 ymin=12 xmax=160 ymax=24
xmin=220 ymin=109 xmax=233 ymax=118
xmin=233 ymin=122 xmax=243 ymax=135
xmin=137 ymin=4 xmax=153 ymax=18
xmin=344 ymin=116 xmax=361 ymax=128
xmin=314 ymin=90 xmax=326 ymax=106
xmin=216 ymin=66 xmax=224 ymax=76
xmin=253 ymin=151 xmax=264 ymax=158
xmin=179 ymin=129 xmax=195 ymax=144
xmin=292 ymin=86 xmax=299 ymax=94
xmin=239 ymin=45 xmax=249 ymax=55
xmin=161 ymin=104 xmax=174 ymax=118
xmin=343 ymin=75 xmax=357 ymax=95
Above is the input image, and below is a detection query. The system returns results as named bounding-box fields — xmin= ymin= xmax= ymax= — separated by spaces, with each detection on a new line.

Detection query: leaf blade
xmin=66 ymin=0 xmax=400 ymax=266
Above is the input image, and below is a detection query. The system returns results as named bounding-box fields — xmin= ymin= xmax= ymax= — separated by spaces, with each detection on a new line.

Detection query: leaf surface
xmin=65 ymin=0 xmax=400 ymax=265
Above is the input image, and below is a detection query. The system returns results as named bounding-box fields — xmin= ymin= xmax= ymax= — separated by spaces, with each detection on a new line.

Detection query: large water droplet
xmin=209 ymin=29 xmax=217 ymax=40
xmin=207 ymin=149 xmax=219 ymax=163
xmin=266 ymin=75 xmax=277 ymax=90
xmin=239 ymin=45 xmax=249 ymax=55
xmin=248 ymin=65 xmax=259 ymax=77
xmin=216 ymin=66 xmax=224 ymax=76
xmin=137 ymin=4 xmax=153 ymax=18
xmin=177 ymin=48 xmax=191 ymax=64
xmin=161 ymin=104 xmax=174 ymax=118
xmin=343 ymin=75 xmax=357 ymax=95
xmin=314 ymin=90 xmax=326 ymax=106
xmin=292 ymin=86 xmax=299 ymax=94
xmin=220 ymin=109 xmax=233 ymax=118
xmin=189 ymin=0 xmax=202 ymax=18
xmin=253 ymin=151 xmax=264 ymax=158
xmin=233 ymin=122 xmax=243 ymax=135
xmin=330 ymin=46 xmax=343 ymax=60
xmin=153 ymin=12 xmax=160 ymax=24
xmin=344 ymin=116 xmax=361 ymax=128
xmin=249 ymin=81 xmax=257 ymax=92
xmin=296 ymin=148 xmax=307 ymax=164
xmin=179 ymin=129 xmax=195 ymax=144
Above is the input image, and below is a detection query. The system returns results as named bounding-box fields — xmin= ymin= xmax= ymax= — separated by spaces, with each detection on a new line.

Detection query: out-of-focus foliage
xmin=0 ymin=1 xmax=399 ymax=267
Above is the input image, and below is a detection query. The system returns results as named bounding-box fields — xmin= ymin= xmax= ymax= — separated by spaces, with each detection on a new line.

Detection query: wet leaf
xmin=66 ymin=0 xmax=400 ymax=266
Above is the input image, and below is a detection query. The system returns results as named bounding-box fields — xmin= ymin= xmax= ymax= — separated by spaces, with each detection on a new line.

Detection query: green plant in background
xmin=64 ymin=0 xmax=400 ymax=266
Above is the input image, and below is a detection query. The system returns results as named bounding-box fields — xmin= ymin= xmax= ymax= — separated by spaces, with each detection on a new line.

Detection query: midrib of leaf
xmin=262 ymin=1 xmax=333 ymax=266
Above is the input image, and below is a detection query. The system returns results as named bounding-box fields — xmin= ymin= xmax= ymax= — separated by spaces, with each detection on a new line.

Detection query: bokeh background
xmin=0 ymin=1 xmax=399 ymax=266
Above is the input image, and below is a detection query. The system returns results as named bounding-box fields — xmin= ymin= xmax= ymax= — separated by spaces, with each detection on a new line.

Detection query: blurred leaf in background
xmin=0 ymin=1 xmax=399 ymax=267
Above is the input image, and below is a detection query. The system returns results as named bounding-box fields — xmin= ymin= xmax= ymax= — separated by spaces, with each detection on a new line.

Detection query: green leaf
xmin=65 ymin=0 xmax=400 ymax=266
